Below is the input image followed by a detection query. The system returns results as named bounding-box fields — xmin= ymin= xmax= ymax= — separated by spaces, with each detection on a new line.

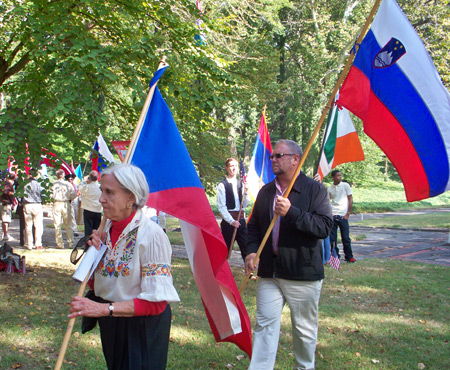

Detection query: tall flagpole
xmin=55 ymin=56 xmax=168 ymax=369
xmin=240 ymin=0 xmax=382 ymax=293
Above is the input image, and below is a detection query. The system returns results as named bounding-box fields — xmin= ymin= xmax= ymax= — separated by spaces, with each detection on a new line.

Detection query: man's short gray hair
xmin=102 ymin=164 xmax=149 ymax=209
xmin=275 ymin=139 xmax=303 ymax=157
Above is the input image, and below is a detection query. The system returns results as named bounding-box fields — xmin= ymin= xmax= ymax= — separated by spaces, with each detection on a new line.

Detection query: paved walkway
xmin=3 ymin=207 xmax=449 ymax=267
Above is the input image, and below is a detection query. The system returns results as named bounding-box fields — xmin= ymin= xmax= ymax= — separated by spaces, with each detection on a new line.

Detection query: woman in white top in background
xmin=69 ymin=163 xmax=179 ymax=370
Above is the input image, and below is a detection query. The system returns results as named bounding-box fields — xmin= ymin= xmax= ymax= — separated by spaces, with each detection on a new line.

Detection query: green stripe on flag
xmin=323 ymin=108 xmax=338 ymax=163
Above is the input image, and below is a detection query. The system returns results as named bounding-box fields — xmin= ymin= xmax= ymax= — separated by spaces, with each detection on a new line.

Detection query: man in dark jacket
xmin=245 ymin=139 xmax=332 ymax=370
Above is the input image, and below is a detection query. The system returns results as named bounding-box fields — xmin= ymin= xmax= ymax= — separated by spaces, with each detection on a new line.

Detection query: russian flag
xmin=91 ymin=133 xmax=117 ymax=173
xmin=246 ymin=112 xmax=275 ymax=201
xmin=127 ymin=65 xmax=252 ymax=357
xmin=338 ymin=0 xmax=450 ymax=202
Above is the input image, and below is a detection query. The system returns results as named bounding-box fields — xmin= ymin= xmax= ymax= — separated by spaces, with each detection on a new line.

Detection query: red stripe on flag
xmin=339 ymin=67 xmax=430 ymax=202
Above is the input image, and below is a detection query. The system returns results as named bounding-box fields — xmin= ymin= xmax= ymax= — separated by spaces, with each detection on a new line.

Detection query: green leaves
xmin=1 ymin=0 xmax=448 ymax=191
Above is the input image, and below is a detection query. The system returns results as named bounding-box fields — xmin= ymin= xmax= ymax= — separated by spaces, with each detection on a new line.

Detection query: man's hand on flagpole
xmin=313 ymin=173 xmax=322 ymax=182
xmin=244 ymin=253 xmax=257 ymax=275
xmin=243 ymin=181 xmax=249 ymax=194
xmin=274 ymin=195 xmax=291 ymax=217
xmin=231 ymin=220 xmax=241 ymax=228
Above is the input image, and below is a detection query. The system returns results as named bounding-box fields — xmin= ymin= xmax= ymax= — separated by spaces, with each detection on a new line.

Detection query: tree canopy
xmin=1 ymin=0 xmax=449 ymax=193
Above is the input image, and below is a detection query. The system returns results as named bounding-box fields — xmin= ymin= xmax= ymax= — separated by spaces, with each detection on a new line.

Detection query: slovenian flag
xmin=127 ymin=64 xmax=252 ymax=357
xmin=337 ymin=0 xmax=450 ymax=202
xmin=246 ymin=112 xmax=275 ymax=201
xmin=317 ymin=93 xmax=365 ymax=180
xmin=91 ymin=133 xmax=117 ymax=173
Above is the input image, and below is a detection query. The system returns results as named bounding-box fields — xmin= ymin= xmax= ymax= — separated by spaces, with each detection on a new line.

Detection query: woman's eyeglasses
xmin=269 ymin=153 xmax=296 ymax=160
xmin=70 ymin=235 xmax=92 ymax=265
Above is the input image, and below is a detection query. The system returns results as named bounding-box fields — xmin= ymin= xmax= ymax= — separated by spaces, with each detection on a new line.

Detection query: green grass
xmin=350 ymin=181 xmax=450 ymax=213
xmin=1 ymin=251 xmax=449 ymax=370
xmin=353 ymin=212 xmax=450 ymax=229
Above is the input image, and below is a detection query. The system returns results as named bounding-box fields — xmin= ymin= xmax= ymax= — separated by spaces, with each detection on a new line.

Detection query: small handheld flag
xmin=329 ymin=247 xmax=341 ymax=271
xmin=239 ymin=160 xmax=247 ymax=184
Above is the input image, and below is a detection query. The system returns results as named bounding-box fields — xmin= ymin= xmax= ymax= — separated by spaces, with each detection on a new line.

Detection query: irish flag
xmin=317 ymin=99 xmax=365 ymax=180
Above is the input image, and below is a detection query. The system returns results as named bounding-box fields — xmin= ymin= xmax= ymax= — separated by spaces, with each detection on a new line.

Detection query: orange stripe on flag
xmin=332 ymin=131 xmax=365 ymax=166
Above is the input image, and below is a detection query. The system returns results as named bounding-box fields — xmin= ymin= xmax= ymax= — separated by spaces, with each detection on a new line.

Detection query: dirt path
xmin=4 ymin=207 xmax=449 ymax=267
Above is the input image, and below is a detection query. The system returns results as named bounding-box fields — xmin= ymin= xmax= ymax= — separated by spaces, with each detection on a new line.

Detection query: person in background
xmin=142 ymin=206 xmax=167 ymax=232
xmin=66 ymin=173 xmax=80 ymax=237
xmin=52 ymin=169 xmax=76 ymax=249
xmin=328 ymin=169 xmax=356 ymax=263
xmin=245 ymin=139 xmax=333 ymax=370
xmin=216 ymin=157 xmax=249 ymax=263
xmin=23 ymin=169 xmax=44 ymax=250
xmin=69 ymin=164 xmax=179 ymax=370
xmin=1 ymin=173 xmax=16 ymax=241
xmin=78 ymin=170 xmax=103 ymax=237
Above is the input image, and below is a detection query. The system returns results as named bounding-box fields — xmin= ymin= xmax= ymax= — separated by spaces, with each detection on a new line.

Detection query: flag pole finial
xmin=159 ymin=55 xmax=168 ymax=68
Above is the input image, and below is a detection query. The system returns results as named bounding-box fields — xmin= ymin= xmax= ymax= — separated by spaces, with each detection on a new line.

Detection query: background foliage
xmin=1 ymin=0 xmax=449 ymax=193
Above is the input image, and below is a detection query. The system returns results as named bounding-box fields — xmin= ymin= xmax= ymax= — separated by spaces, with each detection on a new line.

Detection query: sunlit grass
xmin=353 ymin=212 xmax=450 ymax=229
xmin=1 ymin=250 xmax=448 ymax=369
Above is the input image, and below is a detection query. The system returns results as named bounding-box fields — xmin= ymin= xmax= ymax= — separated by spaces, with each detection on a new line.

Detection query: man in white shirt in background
xmin=327 ymin=169 xmax=356 ymax=263
xmin=52 ymin=169 xmax=76 ymax=249
xmin=216 ymin=157 xmax=250 ymax=263
xmin=78 ymin=170 xmax=103 ymax=237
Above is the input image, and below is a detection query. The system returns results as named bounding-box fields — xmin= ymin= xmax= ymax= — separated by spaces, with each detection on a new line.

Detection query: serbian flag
xmin=127 ymin=65 xmax=252 ymax=357
xmin=317 ymin=94 xmax=365 ymax=180
xmin=91 ymin=133 xmax=117 ymax=173
xmin=337 ymin=0 xmax=450 ymax=202
xmin=246 ymin=112 xmax=275 ymax=201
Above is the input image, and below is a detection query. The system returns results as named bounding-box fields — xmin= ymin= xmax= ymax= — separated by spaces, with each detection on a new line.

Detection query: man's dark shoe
xmin=346 ymin=257 xmax=356 ymax=263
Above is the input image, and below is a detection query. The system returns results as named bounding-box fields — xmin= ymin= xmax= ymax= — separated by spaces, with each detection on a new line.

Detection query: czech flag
xmin=337 ymin=0 xmax=450 ymax=202
xmin=127 ymin=64 xmax=252 ymax=357
xmin=246 ymin=112 xmax=275 ymax=201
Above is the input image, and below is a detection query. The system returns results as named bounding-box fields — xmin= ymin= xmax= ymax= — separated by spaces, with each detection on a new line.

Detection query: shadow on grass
xmin=1 ymin=258 xmax=448 ymax=370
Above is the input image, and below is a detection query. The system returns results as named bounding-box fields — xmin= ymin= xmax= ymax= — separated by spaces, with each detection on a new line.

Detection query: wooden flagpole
xmin=227 ymin=188 xmax=246 ymax=261
xmin=54 ymin=217 xmax=107 ymax=370
xmin=240 ymin=0 xmax=382 ymax=293
xmin=55 ymin=56 xmax=168 ymax=369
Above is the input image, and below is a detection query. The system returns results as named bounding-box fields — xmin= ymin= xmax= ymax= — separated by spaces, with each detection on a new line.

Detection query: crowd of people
xmin=1 ymin=139 xmax=358 ymax=369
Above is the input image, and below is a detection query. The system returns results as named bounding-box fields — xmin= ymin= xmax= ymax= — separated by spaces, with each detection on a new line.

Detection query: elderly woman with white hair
xmin=69 ymin=164 xmax=179 ymax=370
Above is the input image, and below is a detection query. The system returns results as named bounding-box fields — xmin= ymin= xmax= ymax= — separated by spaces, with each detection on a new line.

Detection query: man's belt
xmin=229 ymin=211 xmax=245 ymax=221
